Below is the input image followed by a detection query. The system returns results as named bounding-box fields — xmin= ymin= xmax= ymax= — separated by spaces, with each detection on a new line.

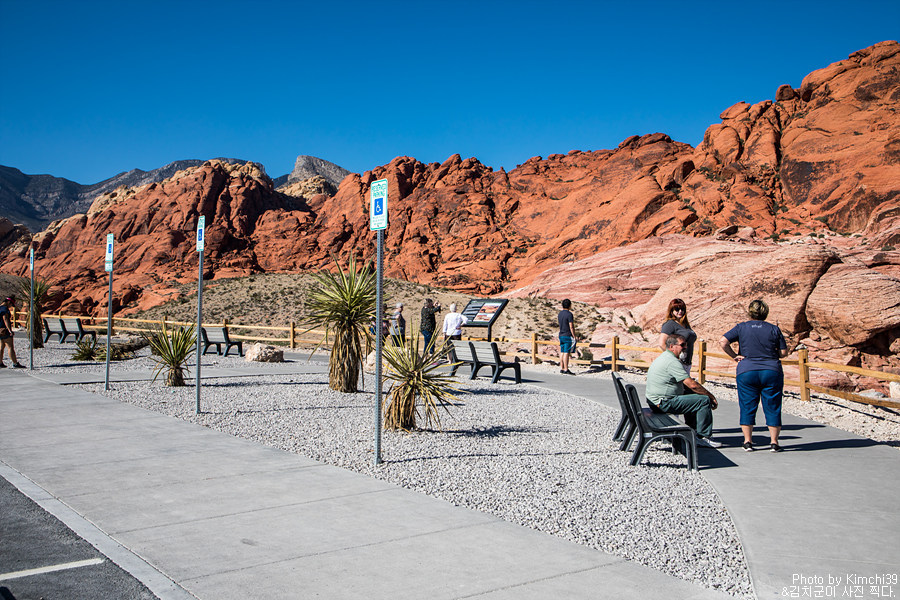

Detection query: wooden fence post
xmin=223 ymin=318 xmax=229 ymax=333
xmin=531 ymin=332 xmax=538 ymax=364
xmin=799 ymin=347 xmax=810 ymax=402
xmin=697 ymin=339 xmax=707 ymax=384
xmin=611 ymin=336 xmax=619 ymax=372
xmin=290 ymin=321 xmax=296 ymax=349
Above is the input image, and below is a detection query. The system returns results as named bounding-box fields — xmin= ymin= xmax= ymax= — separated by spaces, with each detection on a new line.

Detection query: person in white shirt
xmin=441 ymin=303 xmax=468 ymax=341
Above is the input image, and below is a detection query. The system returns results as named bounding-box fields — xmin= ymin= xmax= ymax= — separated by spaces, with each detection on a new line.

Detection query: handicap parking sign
xmin=370 ymin=179 xmax=388 ymax=231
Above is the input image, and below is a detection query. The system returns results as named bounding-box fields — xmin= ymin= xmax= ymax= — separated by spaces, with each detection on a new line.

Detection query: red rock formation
xmin=510 ymin=234 xmax=900 ymax=380
xmin=0 ymin=41 xmax=897 ymax=361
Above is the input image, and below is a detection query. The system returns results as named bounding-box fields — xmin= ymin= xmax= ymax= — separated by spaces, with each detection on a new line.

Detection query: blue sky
xmin=1 ymin=0 xmax=897 ymax=184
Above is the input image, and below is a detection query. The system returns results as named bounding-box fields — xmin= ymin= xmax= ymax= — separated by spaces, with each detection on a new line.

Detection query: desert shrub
xmin=305 ymin=255 xmax=376 ymax=393
xmin=15 ymin=277 xmax=57 ymax=349
xmin=72 ymin=338 xmax=99 ymax=361
xmin=382 ymin=326 xmax=459 ymax=431
xmin=146 ymin=323 xmax=196 ymax=386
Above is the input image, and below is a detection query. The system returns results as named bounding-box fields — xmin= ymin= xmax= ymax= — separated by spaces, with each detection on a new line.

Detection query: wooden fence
xmin=12 ymin=310 xmax=900 ymax=410
xmin=12 ymin=310 xmax=329 ymax=351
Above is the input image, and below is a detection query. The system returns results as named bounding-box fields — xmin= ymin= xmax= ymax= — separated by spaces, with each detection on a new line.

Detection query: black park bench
xmin=43 ymin=317 xmax=96 ymax=343
xmin=200 ymin=326 xmax=244 ymax=357
xmin=467 ymin=340 xmax=521 ymax=384
xmin=621 ymin=382 xmax=698 ymax=471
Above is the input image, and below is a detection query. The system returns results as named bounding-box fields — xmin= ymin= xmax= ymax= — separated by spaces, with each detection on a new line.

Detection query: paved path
xmin=2 ymin=359 xmax=898 ymax=599
xmin=1 ymin=363 xmax=726 ymax=600
xmin=521 ymin=368 xmax=900 ymax=600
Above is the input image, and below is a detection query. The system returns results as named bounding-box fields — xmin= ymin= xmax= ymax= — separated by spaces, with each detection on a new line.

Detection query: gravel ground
xmin=14 ymin=342 xmax=750 ymax=597
xmin=15 ymin=341 xmax=898 ymax=598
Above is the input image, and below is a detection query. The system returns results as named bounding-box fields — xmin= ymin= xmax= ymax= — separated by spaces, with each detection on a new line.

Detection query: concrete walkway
xmin=521 ymin=367 xmax=900 ymax=600
xmin=1 ymin=362 xmax=726 ymax=600
xmin=2 ymin=359 xmax=898 ymax=599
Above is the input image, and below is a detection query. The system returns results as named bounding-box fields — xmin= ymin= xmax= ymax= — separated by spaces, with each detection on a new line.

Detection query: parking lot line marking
xmin=0 ymin=558 xmax=105 ymax=582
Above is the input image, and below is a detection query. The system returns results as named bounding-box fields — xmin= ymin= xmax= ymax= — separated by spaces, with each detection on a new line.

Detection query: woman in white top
xmin=441 ymin=303 xmax=468 ymax=341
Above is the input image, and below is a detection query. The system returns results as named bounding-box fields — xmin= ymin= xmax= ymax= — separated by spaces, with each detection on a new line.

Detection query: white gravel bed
xmin=13 ymin=343 xmax=754 ymax=598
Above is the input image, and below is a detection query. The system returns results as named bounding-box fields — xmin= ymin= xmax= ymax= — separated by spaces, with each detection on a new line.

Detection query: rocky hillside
xmin=0 ymin=158 xmax=247 ymax=231
xmin=0 ymin=42 xmax=898 ymax=382
xmin=272 ymin=155 xmax=350 ymax=189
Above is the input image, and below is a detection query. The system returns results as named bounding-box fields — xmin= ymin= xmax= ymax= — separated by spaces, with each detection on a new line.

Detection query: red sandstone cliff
xmin=0 ymin=42 xmax=898 ymax=342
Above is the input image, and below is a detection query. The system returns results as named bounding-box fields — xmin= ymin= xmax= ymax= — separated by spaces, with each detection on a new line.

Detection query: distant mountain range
xmin=0 ymin=155 xmax=349 ymax=232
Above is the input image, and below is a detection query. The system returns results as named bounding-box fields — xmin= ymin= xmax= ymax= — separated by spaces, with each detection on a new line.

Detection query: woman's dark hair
xmin=562 ymin=299 xmax=571 ymax=309
xmin=748 ymin=299 xmax=769 ymax=320
xmin=664 ymin=298 xmax=690 ymax=328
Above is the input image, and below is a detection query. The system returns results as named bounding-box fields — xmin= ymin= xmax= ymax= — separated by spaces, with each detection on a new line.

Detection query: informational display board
xmin=460 ymin=299 xmax=508 ymax=340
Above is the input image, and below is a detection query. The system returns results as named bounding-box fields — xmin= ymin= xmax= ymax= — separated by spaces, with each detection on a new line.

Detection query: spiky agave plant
xmin=146 ymin=323 xmax=196 ymax=386
xmin=305 ymin=255 xmax=376 ymax=392
xmin=16 ymin=277 xmax=56 ymax=349
xmin=382 ymin=324 xmax=461 ymax=431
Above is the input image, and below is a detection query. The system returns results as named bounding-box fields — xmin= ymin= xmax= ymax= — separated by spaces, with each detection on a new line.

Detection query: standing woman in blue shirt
xmin=720 ymin=300 xmax=789 ymax=452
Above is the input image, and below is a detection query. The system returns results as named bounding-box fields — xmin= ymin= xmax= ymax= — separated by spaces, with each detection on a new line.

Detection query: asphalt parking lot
xmin=0 ymin=475 xmax=157 ymax=600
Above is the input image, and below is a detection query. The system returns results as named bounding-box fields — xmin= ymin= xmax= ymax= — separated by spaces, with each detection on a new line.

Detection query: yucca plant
xmin=304 ymin=255 xmax=376 ymax=392
xmin=72 ymin=337 xmax=99 ymax=361
xmin=382 ymin=325 xmax=461 ymax=431
xmin=16 ymin=277 xmax=56 ymax=349
xmin=146 ymin=323 xmax=196 ymax=386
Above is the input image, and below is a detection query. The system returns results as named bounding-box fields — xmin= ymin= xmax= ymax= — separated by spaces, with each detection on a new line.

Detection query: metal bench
xmin=53 ymin=317 xmax=97 ymax=343
xmin=200 ymin=326 xmax=243 ymax=357
xmin=623 ymin=383 xmax=698 ymax=471
xmin=611 ymin=373 xmax=637 ymax=451
xmin=468 ymin=341 xmax=521 ymax=384
xmin=43 ymin=318 xmax=66 ymax=343
xmin=448 ymin=339 xmax=476 ymax=377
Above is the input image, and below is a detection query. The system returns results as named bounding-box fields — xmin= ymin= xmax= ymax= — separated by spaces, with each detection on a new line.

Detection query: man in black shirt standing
xmin=558 ymin=299 xmax=576 ymax=375
xmin=420 ymin=298 xmax=442 ymax=352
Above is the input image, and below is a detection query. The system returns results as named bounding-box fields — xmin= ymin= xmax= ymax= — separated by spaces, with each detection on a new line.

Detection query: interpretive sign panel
xmin=370 ymin=179 xmax=388 ymax=231
xmin=460 ymin=299 xmax=508 ymax=329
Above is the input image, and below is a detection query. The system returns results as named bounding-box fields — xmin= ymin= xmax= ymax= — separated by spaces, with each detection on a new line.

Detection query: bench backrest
xmin=449 ymin=339 xmax=472 ymax=362
xmin=203 ymin=327 xmax=229 ymax=343
xmin=611 ymin=373 xmax=630 ymax=415
xmin=623 ymin=384 xmax=650 ymax=437
xmin=469 ymin=341 xmax=499 ymax=363
xmin=61 ymin=318 xmax=84 ymax=332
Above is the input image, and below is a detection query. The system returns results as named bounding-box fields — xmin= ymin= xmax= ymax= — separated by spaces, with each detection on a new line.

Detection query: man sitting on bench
xmin=646 ymin=334 xmax=721 ymax=448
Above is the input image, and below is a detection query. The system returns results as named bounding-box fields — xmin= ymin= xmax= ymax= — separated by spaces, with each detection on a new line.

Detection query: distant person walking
xmin=558 ymin=299 xmax=576 ymax=375
xmin=420 ymin=298 xmax=441 ymax=352
xmin=659 ymin=298 xmax=696 ymax=376
xmin=442 ymin=303 xmax=468 ymax=341
xmin=390 ymin=303 xmax=406 ymax=346
xmin=0 ymin=296 xmax=25 ymax=368
xmin=720 ymin=299 xmax=789 ymax=453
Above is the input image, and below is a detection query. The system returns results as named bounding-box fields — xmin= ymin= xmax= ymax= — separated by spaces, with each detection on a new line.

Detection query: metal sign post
xmin=104 ymin=234 xmax=114 ymax=390
xmin=29 ymin=247 xmax=34 ymax=370
xmin=370 ymin=179 xmax=388 ymax=466
xmin=195 ymin=216 xmax=205 ymax=415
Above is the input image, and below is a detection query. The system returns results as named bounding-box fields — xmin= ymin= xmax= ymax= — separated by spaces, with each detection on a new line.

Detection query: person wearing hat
xmin=390 ymin=302 xmax=406 ymax=346
xmin=0 ymin=295 xmax=25 ymax=368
